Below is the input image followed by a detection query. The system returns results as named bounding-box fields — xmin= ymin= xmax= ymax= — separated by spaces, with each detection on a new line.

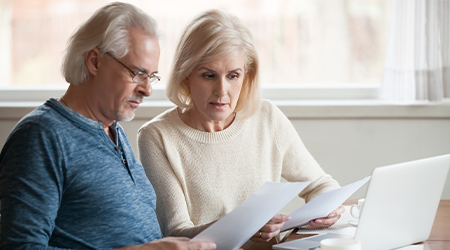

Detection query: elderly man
xmin=0 ymin=2 xmax=215 ymax=250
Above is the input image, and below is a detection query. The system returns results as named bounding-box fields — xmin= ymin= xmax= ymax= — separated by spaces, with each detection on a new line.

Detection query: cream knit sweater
xmin=138 ymin=100 xmax=340 ymax=246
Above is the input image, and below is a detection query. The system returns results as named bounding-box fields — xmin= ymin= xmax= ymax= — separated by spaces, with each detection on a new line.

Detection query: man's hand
xmin=115 ymin=237 xmax=216 ymax=250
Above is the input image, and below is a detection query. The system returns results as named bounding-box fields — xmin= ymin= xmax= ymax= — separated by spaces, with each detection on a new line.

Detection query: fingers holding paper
xmin=250 ymin=214 xmax=291 ymax=242
xmin=115 ymin=237 xmax=217 ymax=250
xmin=308 ymin=205 xmax=345 ymax=229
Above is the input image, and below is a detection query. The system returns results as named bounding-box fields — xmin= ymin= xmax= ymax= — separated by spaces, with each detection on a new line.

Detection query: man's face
xmin=94 ymin=29 xmax=160 ymax=122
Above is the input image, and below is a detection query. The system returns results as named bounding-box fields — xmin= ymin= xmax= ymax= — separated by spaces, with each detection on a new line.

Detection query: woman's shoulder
xmin=260 ymin=99 xmax=277 ymax=111
xmin=250 ymin=99 xmax=292 ymax=131
xmin=138 ymin=106 xmax=178 ymax=133
xmin=256 ymin=99 xmax=285 ymax=119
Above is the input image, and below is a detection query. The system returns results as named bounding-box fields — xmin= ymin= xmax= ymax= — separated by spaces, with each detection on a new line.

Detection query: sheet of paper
xmin=295 ymin=205 xmax=357 ymax=235
xmin=273 ymin=233 xmax=354 ymax=250
xmin=281 ymin=176 xmax=371 ymax=232
xmin=190 ymin=181 xmax=310 ymax=250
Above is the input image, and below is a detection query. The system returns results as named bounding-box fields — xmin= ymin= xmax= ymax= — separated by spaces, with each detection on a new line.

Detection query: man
xmin=0 ymin=2 xmax=215 ymax=250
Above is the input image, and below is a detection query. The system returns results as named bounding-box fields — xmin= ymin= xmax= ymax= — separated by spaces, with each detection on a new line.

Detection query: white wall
xmin=1 ymin=102 xmax=450 ymax=214
xmin=0 ymin=4 xmax=12 ymax=86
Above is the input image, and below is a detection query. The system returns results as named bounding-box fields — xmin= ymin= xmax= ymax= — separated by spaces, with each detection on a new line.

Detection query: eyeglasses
xmin=105 ymin=52 xmax=161 ymax=85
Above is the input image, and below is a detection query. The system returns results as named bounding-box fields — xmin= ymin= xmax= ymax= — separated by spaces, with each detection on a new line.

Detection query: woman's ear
xmin=85 ymin=48 xmax=101 ymax=76
xmin=183 ymin=77 xmax=190 ymax=88
xmin=183 ymin=78 xmax=190 ymax=96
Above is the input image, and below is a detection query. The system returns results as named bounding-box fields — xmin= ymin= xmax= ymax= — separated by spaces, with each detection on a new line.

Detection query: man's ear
xmin=85 ymin=48 xmax=102 ymax=76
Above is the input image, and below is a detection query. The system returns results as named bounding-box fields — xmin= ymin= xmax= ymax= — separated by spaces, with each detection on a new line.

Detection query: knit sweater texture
xmin=138 ymin=99 xmax=340 ymax=247
xmin=0 ymin=98 xmax=161 ymax=249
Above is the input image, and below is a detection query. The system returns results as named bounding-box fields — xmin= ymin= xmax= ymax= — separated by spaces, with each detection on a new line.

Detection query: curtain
xmin=380 ymin=0 xmax=450 ymax=103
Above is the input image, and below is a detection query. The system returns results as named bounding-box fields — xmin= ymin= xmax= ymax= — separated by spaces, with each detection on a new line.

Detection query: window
xmin=0 ymin=0 xmax=391 ymax=89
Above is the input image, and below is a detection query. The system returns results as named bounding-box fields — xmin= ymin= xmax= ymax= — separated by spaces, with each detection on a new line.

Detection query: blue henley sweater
xmin=0 ymin=98 xmax=161 ymax=249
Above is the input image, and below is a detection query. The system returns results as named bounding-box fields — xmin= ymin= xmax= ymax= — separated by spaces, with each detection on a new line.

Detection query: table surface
xmin=281 ymin=199 xmax=450 ymax=249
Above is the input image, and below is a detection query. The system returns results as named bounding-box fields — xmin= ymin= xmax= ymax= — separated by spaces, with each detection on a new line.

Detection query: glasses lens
xmin=133 ymin=73 xmax=147 ymax=83
xmin=150 ymin=75 xmax=160 ymax=85
xmin=133 ymin=73 xmax=160 ymax=85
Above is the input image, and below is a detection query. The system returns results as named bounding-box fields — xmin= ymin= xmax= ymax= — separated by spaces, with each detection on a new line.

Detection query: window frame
xmin=1 ymin=85 xmax=449 ymax=121
xmin=0 ymin=84 xmax=380 ymax=103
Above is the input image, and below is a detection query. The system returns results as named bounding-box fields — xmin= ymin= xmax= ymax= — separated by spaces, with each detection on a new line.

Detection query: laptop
xmin=273 ymin=154 xmax=450 ymax=250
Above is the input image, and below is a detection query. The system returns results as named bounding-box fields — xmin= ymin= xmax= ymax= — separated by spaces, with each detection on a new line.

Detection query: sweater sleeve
xmin=268 ymin=101 xmax=340 ymax=202
xmin=137 ymin=123 xmax=212 ymax=238
xmin=0 ymin=121 xmax=70 ymax=250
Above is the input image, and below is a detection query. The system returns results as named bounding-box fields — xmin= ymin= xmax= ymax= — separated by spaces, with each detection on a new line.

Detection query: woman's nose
xmin=213 ymin=77 xmax=227 ymax=96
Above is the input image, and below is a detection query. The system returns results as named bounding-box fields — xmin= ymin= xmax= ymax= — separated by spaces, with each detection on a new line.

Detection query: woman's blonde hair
xmin=166 ymin=9 xmax=261 ymax=118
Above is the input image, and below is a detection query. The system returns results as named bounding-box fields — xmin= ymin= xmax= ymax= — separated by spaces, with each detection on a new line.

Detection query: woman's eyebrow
xmin=228 ymin=68 xmax=243 ymax=73
xmin=198 ymin=67 xmax=243 ymax=73
xmin=198 ymin=67 xmax=216 ymax=73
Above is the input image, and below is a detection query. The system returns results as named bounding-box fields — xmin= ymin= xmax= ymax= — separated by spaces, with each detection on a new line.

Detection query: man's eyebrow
xmin=134 ymin=65 xmax=158 ymax=75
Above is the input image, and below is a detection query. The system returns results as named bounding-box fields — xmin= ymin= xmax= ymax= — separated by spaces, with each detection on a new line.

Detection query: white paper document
xmin=281 ymin=176 xmax=371 ymax=232
xmin=190 ymin=181 xmax=310 ymax=250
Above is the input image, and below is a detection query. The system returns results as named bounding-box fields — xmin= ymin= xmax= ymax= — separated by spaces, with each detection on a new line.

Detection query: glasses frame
xmin=105 ymin=52 xmax=160 ymax=85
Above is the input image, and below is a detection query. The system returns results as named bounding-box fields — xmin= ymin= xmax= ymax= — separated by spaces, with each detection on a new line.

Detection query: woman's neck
xmin=178 ymin=108 xmax=236 ymax=132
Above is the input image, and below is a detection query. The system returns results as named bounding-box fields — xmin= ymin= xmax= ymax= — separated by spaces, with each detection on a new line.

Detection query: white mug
xmin=350 ymin=198 xmax=365 ymax=219
xmin=319 ymin=238 xmax=361 ymax=250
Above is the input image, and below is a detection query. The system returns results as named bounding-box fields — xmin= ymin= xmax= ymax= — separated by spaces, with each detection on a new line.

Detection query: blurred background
xmin=0 ymin=0 xmax=391 ymax=87
xmin=2 ymin=0 xmax=450 ymax=208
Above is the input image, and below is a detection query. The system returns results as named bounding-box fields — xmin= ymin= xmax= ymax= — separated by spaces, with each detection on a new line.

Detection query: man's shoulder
xmin=17 ymin=102 xmax=62 ymax=129
xmin=9 ymin=100 xmax=78 ymax=143
xmin=1 ymin=103 xmax=67 ymax=157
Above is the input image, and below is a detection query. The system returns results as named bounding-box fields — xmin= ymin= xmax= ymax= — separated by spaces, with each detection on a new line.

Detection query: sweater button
xmin=115 ymin=146 xmax=121 ymax=151
xmin=122 ymin=159 xmax=127 ymax=164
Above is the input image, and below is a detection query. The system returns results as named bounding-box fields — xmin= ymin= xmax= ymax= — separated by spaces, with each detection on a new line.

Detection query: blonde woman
xmin=138 ymin=9 xmax=343 ymax=250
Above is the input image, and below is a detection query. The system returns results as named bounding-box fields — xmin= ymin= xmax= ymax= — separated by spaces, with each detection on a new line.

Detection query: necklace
xmin=60 ymin=96 xmax=70 ymax=109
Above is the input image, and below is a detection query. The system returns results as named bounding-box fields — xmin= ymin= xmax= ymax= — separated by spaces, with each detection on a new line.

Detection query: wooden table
xmin=281 ymin=200 xmax=450 ymax=249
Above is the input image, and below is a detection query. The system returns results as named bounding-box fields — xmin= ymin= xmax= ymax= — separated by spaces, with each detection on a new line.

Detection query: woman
xmin=138 ymin=9 xmax=343 ymax=250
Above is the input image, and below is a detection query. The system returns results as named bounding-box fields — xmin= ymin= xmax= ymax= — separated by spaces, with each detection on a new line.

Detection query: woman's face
xmin=185 ymin=53 xmax=246 ymax=131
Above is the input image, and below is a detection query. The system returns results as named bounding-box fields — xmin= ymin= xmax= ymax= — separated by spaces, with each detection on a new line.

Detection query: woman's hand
xmin=250 ymin=214 xmax=291 ymax=242
xmin=308 ymin=205 xmax=345 ymax=229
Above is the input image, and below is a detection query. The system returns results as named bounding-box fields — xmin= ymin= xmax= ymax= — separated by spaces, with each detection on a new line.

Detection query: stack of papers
xmin=191 ymin=176 xmax=370 ymax=250
xmin=191 ymin=181 xmax=310 ymax=250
